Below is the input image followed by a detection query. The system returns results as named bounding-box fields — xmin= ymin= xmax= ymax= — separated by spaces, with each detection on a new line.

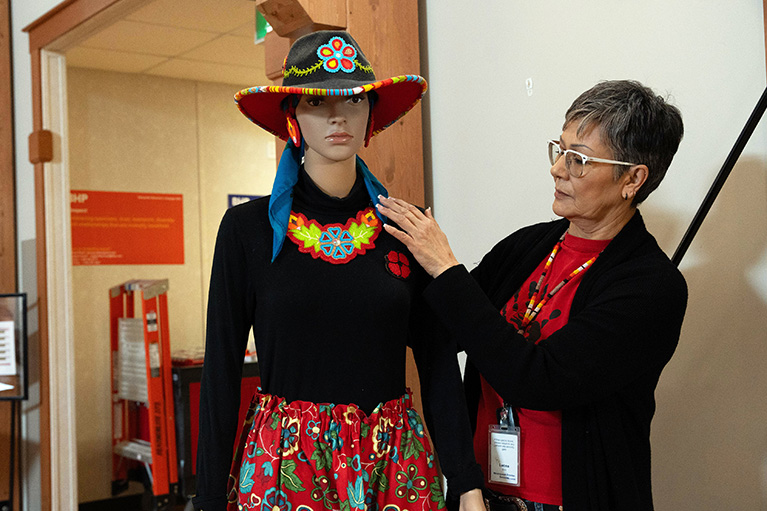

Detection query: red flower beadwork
xmin=317 ymin=36 xmax=357 ymax=73
xmin=386 ymin=251 xmax=411 ymax=279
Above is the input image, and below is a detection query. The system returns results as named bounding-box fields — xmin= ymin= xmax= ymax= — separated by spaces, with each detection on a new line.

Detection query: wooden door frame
xmin=1 ymin=0 xmax=18 ymax=506
xmin=1 ymin=0 xmax=14 ymax=293
xmin=23 ymin=2 xmax=151 ymax=509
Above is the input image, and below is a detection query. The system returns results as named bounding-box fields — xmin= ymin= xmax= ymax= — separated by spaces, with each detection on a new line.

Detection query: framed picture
xmin=0 ymin=293 xmax=28 ymax=400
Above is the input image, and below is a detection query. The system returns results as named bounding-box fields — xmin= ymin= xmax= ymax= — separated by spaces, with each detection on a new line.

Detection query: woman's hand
xmin=376 ymin=195 xmax=459 ymax=278
xmin=460 ymin=488 xmax=486 ymax=511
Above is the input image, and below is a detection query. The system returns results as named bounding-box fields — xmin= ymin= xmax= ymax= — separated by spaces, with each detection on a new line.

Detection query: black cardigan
xmin=423 ymin=211 xmax=687 ymax=511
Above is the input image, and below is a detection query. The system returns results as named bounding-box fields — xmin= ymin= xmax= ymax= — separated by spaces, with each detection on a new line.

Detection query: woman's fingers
xmin=382 ymin=223 xmax=411 ymax=247
xmin=379 ymin=195 xmax=414 ymax=212
xmin=377 ymin=196 xmax=425 ymax=233
xmin=376 ymin=195 xmax=459 ymax=278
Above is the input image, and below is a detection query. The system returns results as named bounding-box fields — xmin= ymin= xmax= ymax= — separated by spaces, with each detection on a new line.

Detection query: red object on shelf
xmin=187 ymin=376 xmax=261 ymax=472
xmin=173 ymin=362 xmax=260 ymax=497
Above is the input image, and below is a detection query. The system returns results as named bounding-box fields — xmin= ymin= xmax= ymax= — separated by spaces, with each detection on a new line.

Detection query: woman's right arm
xmin=193 ymin=209 xmax=255 ymax=511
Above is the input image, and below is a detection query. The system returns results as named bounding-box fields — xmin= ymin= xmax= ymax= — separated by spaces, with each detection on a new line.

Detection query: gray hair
xmin=564 ymin=80 xmax=684 ymax=205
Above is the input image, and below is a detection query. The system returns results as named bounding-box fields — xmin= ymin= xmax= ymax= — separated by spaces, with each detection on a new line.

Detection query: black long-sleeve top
xmin=423 ymin=211 xmax=687 ymax=511
xmin=194 ymin=168 xmax=482 ymax=511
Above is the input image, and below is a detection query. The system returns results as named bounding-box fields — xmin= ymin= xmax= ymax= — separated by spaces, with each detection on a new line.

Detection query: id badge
xmin=488 ymin=425 xmax=521 ymax=486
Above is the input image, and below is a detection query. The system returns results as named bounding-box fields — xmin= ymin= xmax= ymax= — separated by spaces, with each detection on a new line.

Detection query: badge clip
xmin=489 ymin=401 xmax=520 ymax=486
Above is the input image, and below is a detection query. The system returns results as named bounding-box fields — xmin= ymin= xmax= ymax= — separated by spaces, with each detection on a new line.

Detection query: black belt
xmin=483 ymin=488 xmax=562 ymax=511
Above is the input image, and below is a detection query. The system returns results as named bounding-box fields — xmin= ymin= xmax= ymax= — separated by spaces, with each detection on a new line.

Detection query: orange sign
xmin=71 ymin=190 xmax=184 ymax=265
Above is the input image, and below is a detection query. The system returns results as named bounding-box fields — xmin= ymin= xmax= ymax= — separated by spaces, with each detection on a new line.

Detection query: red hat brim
xmin=234 ymin=75 xmax=427 ymax=140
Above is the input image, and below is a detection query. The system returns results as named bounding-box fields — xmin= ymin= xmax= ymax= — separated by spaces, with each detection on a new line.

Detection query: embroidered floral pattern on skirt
xmin=227 ymin=390 xmax=445 ymax=511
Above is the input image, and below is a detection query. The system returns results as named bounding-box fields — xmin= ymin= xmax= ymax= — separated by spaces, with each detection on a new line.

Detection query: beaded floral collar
xmin=286 ymin=207 xmax=381 ymax=264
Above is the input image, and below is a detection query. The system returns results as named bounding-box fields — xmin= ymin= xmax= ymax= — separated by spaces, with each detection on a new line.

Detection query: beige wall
xmin=67 ymin=67 xmax=275 ymax=503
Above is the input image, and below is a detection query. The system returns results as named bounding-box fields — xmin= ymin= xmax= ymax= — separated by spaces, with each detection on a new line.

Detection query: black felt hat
xmin=235 ymin=30 xmax=427 ymax=141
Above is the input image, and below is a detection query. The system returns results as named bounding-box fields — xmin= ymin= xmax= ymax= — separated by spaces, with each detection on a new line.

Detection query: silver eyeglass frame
xmin=547 ymin=139 xmax=638 ymax=178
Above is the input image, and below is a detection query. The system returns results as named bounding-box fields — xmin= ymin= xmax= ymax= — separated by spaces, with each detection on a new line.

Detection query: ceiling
xmin=65 ymin=0 xmax=268 ymax=87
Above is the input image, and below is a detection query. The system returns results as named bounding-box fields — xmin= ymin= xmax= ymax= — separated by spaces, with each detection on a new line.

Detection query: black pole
xmin=8 ymin=401 xmax=15 ymax=510
xmin=672 ymin=86 xmax=767 ymax=266
xmin=15 ymin=402 xmax=22 ymax=511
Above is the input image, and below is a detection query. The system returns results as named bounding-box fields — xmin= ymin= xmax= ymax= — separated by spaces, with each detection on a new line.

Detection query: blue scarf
xmin=268 ymin=140 xmax=388 ymax=262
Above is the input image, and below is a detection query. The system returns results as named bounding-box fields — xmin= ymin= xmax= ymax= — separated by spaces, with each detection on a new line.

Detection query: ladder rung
xmin=114 ymin=439 xmax=153 ymax=464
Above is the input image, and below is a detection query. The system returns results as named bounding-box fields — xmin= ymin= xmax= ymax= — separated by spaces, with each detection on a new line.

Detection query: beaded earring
xmin=286 ymin=115 xmax=301 ymax=147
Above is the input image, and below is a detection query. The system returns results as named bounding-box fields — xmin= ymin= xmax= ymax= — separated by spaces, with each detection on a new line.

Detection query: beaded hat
xmin=234 ymin=30 xmax=427 ymax=141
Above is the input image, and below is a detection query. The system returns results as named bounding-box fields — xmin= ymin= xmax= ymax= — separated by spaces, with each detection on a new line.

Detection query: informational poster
xmin=71 ymin=190 xmax=184 ymax=265
xmin=0 ymin=320 xmax=16 ymax=376
xmin=0 ymin=293 xmax=27 ymax=400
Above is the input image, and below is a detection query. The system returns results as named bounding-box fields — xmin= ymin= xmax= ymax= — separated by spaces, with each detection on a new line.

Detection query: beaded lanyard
xmin=517 ymin=233 xmax=601 ymax=335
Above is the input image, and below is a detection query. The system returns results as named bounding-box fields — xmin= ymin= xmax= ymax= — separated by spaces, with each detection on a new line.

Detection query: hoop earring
xmin=286 ymin=116 xmax=301 ymax=147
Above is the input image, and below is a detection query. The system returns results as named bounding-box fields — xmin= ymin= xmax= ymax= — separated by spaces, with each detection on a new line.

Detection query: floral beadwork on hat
xmin=286 ymin=208 xmax=381 ymax=264
xmin=234 ymin=30 xmax=426 ymax=142
xmin=283 ymin=34 xmax=373 ymax=81
xmin=318 ymin=36 xmax=357 ymax=73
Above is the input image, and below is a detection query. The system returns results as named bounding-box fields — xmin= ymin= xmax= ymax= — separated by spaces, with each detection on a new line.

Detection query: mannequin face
xmin=295 ymin=93 xmax=370 ymax=165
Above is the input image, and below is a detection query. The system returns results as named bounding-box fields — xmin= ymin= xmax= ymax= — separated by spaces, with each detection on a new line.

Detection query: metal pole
xmin=6 ymin=401 xmax=15 ymax=511
xmin=672 ymin=86 xmax=767 ymax=266
xmin=15 ymin=402 xmax=21 ymax=511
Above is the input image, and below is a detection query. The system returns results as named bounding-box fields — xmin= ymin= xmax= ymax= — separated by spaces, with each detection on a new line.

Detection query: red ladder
xmin=109 ymin=279 xmax=179 ymax=510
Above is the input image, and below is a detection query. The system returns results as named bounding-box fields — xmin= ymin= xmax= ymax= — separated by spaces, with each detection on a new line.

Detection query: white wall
xmin=424 ymin=1 xmax=767 ymax=509
xmin=12 ymin=1 xmax=59 ymax=271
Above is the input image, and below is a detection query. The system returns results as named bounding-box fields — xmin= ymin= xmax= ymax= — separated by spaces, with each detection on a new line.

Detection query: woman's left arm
xmin=379 ymin=195 xmax=688 ymax=410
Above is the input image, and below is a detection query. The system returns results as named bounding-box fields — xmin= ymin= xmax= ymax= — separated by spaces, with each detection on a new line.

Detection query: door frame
xmin=1 ymin=0 xmax=18 ymax=504
xmin=23 ymin=2 xmax=150 ymax=508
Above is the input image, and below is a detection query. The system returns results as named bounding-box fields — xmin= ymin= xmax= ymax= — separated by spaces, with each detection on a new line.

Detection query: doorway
xmin=28 ymin=0 xmax=274 ymax=506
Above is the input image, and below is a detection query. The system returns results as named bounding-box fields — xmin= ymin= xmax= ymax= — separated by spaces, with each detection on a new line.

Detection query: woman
xmin=193 ymin=31 xmax=484 ymax=511
xmin=379 ymin=80 xmax=686 ymax=511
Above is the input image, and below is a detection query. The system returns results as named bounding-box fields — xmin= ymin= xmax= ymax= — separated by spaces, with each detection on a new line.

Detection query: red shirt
xmin=474 ymin=233 xmax=610 ymax=505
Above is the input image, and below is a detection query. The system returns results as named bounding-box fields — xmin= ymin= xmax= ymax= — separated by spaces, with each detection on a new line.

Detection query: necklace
xmin=517 ymin=233 xmax=601 ymax=334
xmin=286 ymin=207 xmax=381 ymax=264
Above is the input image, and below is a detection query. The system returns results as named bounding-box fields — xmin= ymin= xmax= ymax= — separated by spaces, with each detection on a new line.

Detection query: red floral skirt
xmin=226 ymin=390 xmax=446 ymax=511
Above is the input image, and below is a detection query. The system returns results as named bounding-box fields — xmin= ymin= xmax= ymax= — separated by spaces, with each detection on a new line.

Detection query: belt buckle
xmin=482 ymin=494 xmax=528 ymax=511
xmin=510 ymin=497 xmax=528 ymax=511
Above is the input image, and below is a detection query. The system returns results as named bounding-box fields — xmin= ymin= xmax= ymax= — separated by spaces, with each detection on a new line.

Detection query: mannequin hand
xmin=376 ymin=196 xmax=459 ymax=278
xmin=460 ymin=488 xmax=486 ymax=511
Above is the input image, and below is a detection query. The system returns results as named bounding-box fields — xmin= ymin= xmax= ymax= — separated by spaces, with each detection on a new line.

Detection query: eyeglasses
xmin=547 ymin=139 xmax=638 ymax=178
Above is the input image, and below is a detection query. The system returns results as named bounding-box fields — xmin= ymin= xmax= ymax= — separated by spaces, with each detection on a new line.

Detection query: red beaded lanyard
xmin=517 ymin=233 xmax=601 ymax=335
